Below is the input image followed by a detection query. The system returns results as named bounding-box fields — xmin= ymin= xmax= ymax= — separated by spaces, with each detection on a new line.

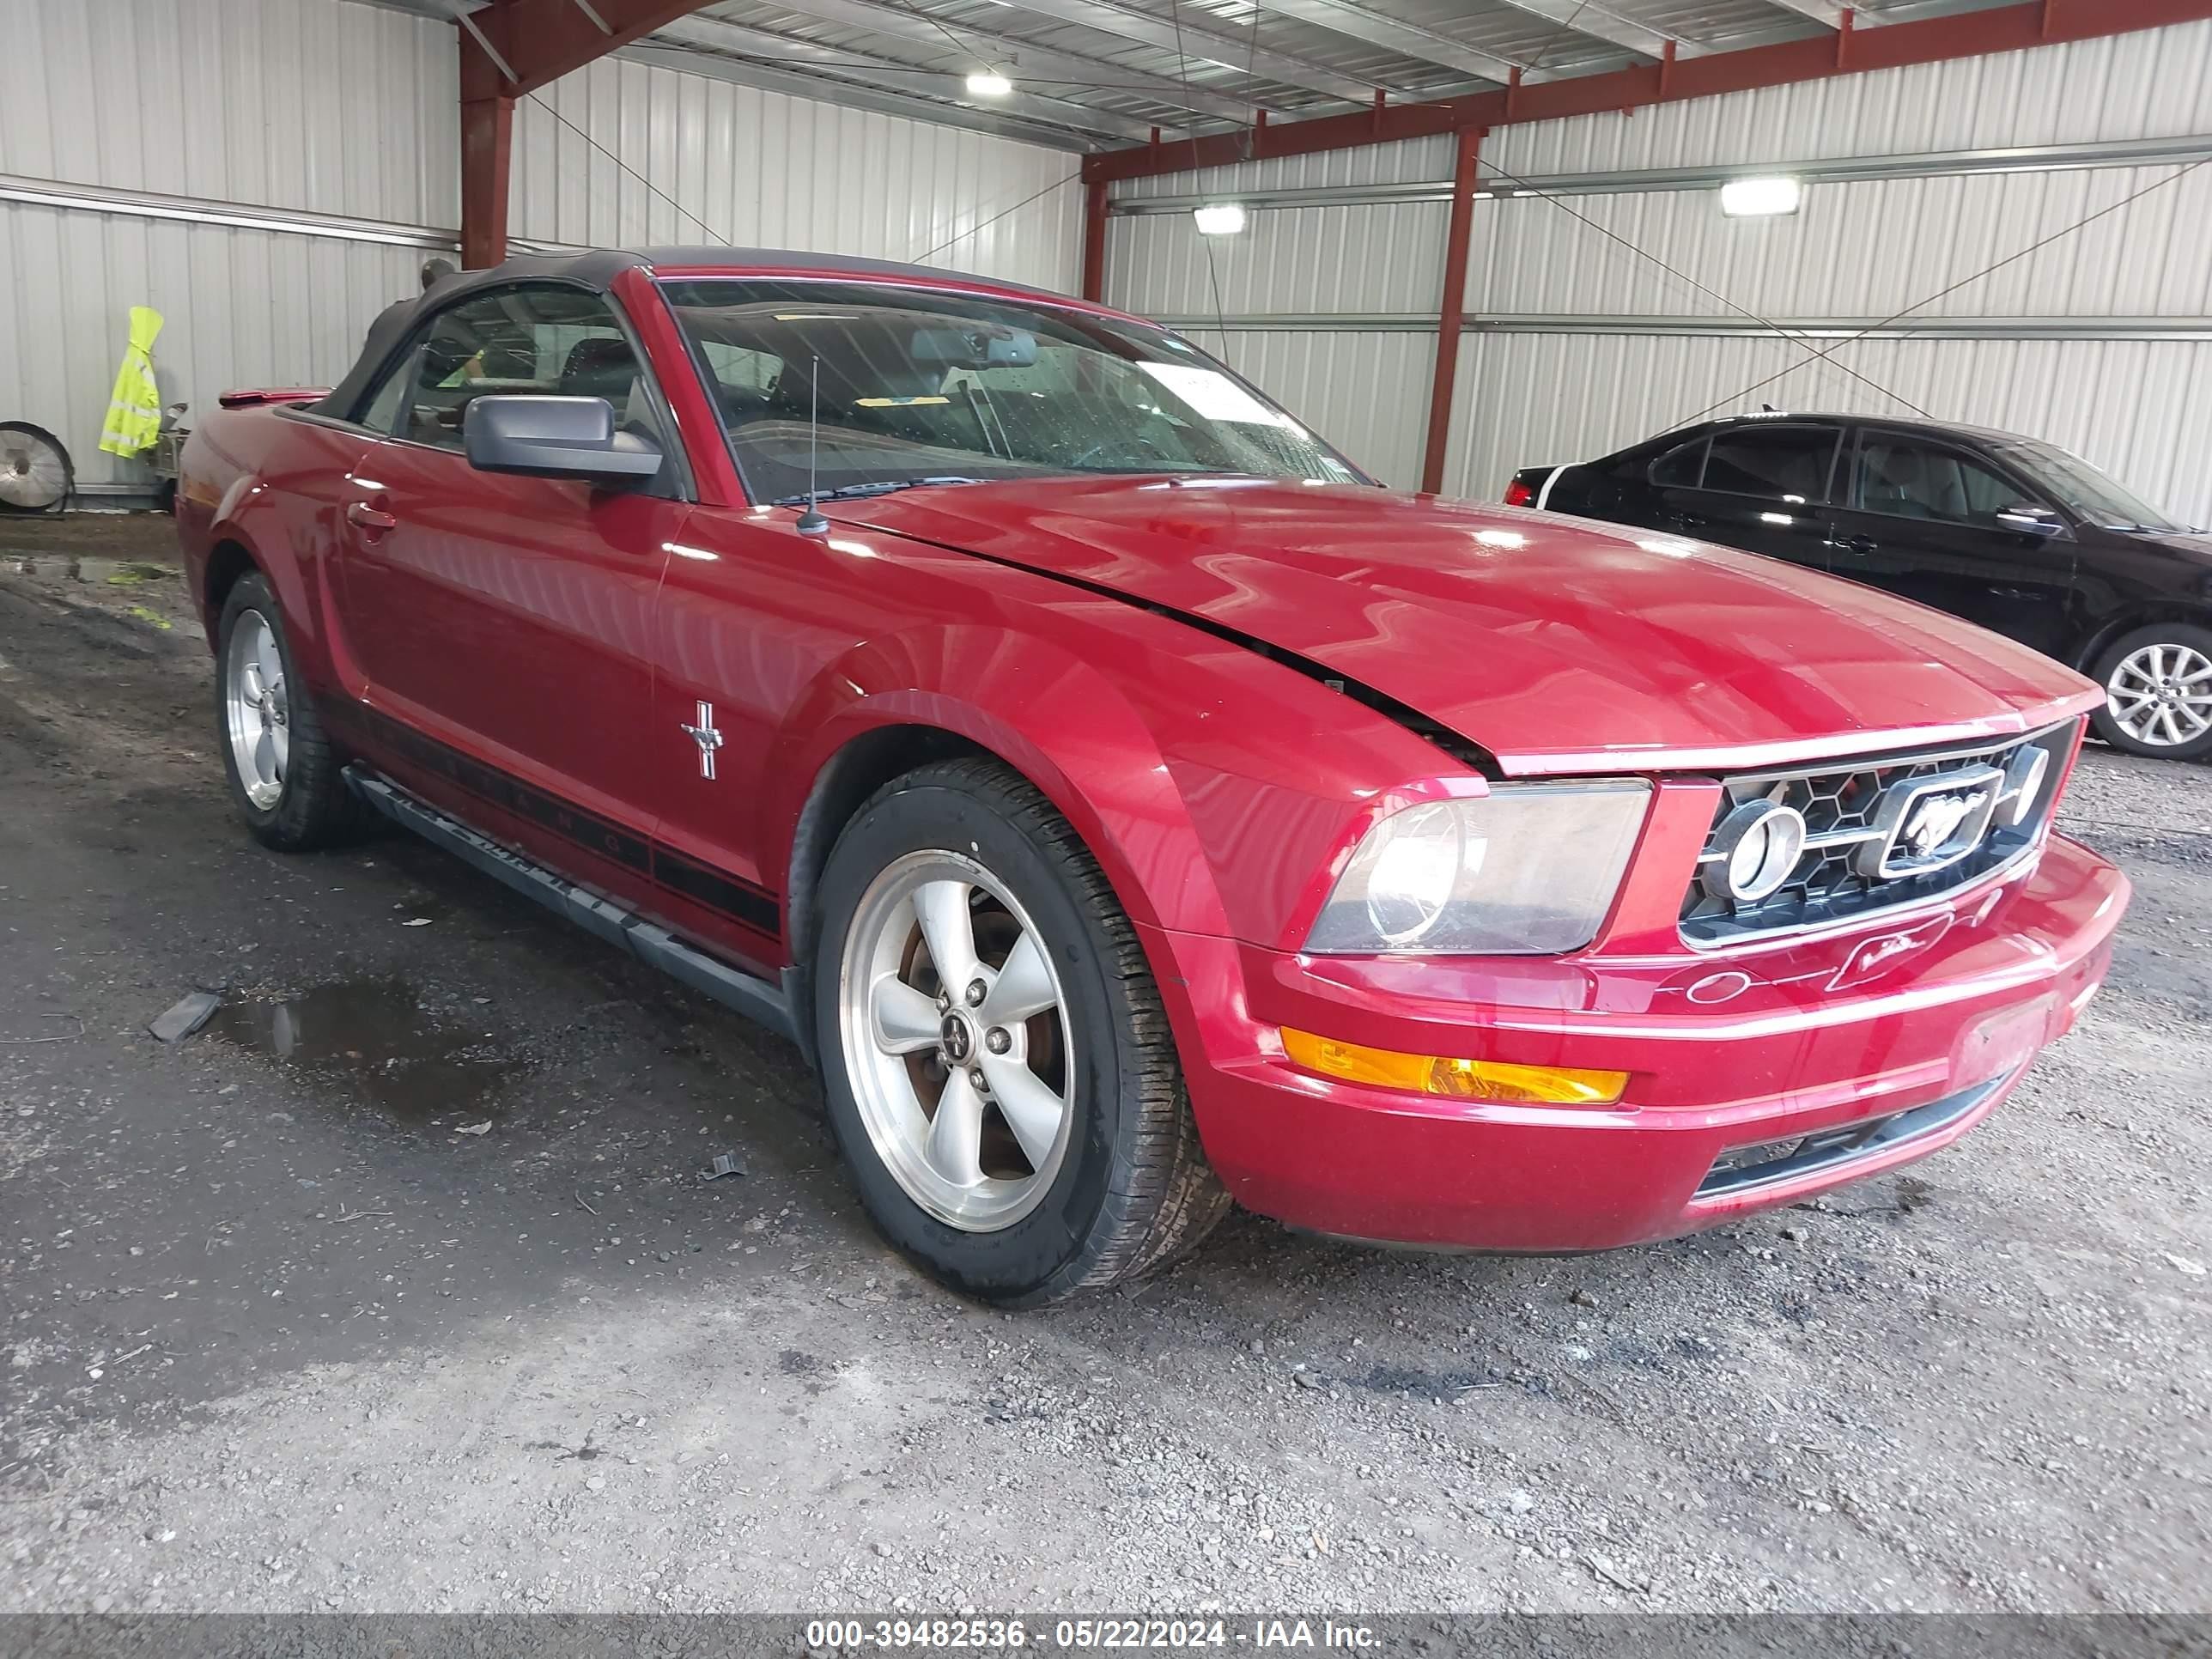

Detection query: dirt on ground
xmin=0 ymin=512 xmax=2207 ymax=1616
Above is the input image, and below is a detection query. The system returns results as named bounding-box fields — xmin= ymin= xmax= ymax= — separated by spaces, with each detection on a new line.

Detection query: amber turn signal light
xmin=1280 ymin=1028 xmax=1628 ymax=1105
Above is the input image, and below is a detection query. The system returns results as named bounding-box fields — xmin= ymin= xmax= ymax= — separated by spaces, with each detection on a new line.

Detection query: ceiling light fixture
xmin=1192 ymin=202 xmax=1248 ymax=235
xmin=965 ymin=71 xmax=1012 ymax=97
xmin=1719 ymin=176 xmax=1802 ymax=217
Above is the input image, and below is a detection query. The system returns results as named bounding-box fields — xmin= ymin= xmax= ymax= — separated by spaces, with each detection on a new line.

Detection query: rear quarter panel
xmin=176 ymin=406 xmax=374 ymax=690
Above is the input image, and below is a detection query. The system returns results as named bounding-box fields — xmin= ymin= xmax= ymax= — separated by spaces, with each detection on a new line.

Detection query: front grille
xmin=1680 ymin=721 xmax=2076 ymax=945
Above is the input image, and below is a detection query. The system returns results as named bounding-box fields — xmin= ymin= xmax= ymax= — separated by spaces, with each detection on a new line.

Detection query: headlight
xmin=1306 ymin=781 xmax=1650 ymax=955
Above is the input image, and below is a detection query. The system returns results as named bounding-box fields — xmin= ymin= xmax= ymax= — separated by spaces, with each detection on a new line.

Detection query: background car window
xmin=1852 ymin=438 xmax=2029 ymax=527
xmin=1700 ymin=426 xmax=1838 ymax=502
xmin=1648 ymin=440 xmax=1705 ymax=487
xmin=394 ymin=287 xmax=665 ymax=454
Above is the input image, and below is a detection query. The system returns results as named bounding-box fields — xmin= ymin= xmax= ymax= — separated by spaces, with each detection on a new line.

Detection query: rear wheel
xmin=2090 ymin=623 xmax=2212 ymax=760
xmin=813 ymin=757 xmax=1229 ymax=1306
xmin=216 ymin=573 xmax=365 ymax=848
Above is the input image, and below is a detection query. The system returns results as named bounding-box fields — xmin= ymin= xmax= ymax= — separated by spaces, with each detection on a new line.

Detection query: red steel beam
xmin=1080 ymin=178 xmax=1111 ymax=302
xmin=457 ymin=1 xmax=721 ymax=267
xmin=1419 ymin=125 xmax=1482 ymax=496
xmin=460 ymin=93 xmax=516 ymax=268
xmin=1082 ymin=0 xmax=2212 ymax=184
xmin=459 ymin=0 xmax=721 ymax=100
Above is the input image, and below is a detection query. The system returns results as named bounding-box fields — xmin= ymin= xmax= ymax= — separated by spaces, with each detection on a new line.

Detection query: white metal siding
xmin=0 ymin=198 xmax=425 ymax=489
xmin=1443 ymin=331 xmax=2212 ymax=530
xmin=0 ymin=0 xmax=456 ymax=487
xmin=510 ymin=54 xmax=1081 ymax=292
xmin=1465 ymin=163 xmax=2212 ymax=319
xmin=1176 ymin=329 xmax=1437 ymax=489
xmin=0 ymin=0 xmax=1082 ymax=490
xmin=0 ymin=0 xmax=459 ymax=225
xmin=1486 ymin=21 xmax=2212 ymax=176
xmin=1108 ymin=199 xmax=1449 ymax=317
xmin=1101 ymin=19 xmax=2212 ymax=524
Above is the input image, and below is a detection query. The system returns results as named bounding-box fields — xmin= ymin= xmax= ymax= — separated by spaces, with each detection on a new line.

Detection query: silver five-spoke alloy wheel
xmin=838 ymin=849 xmax=1075 ymax=1232
xmin=2106 ymin=641 xmax=2212 ymax=750
xmin=224 ymin=610 xmax=290 ymax=809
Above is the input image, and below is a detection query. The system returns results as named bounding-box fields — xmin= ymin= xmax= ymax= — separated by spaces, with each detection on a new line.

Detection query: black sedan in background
xmin=1510 ymin=414 xmax=2212 ymax=759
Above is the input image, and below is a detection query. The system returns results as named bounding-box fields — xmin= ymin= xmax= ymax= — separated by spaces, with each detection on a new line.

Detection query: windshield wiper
xmin=771 ymin=476 xmax=988 ymax=507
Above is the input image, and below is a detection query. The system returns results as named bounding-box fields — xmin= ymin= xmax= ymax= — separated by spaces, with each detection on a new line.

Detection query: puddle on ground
xmin=4 ymin=556 xmax=176 ymax=585
xmin=204 ymin=979 xmax=514 ymax=1124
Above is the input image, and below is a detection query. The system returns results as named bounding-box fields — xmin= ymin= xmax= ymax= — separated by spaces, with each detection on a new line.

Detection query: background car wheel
xmin=813 ymin=757 xmax=1230 ymax=1307
xmin=2090 ymin=623 xmax=2212 ymax=761
xmin=216 ymin=573 xmax=368 ymax=849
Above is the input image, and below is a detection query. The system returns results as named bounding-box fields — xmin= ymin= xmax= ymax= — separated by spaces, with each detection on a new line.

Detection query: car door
xmin=1656 ymin=422 xmax=1843 ymax=571
xmin=1824 ymin=428 xmax=2079 ymax=656
xmin=331 ymin=283 xmax=684 ymax=896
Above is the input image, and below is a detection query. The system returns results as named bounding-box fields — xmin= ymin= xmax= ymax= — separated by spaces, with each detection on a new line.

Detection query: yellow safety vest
xmin=100 ymin=305 xmax=164 ymax=458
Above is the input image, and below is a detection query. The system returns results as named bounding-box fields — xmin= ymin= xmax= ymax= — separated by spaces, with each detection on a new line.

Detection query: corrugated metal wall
xmin=1484 ymin=20 xmax=2212 ymax=175
xmin=0 ymin=0 xmax=457 ymax=489
xmin=1177 ymin=328 xmax=1437 ymax=488
xmin=0 ymin=0 xmax=1080 ymax=493
xmin=509 ymin=55 xmax=1079 ymax=293
xmin=1103 ymin=18 xmax=2212 ymax=519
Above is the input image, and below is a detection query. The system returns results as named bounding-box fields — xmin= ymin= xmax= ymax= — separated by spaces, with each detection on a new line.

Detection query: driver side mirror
xmin=462 ymin=395 xmax=663 ymax=484
xmin=1994 ymin=504 xmax=2063 ymax=538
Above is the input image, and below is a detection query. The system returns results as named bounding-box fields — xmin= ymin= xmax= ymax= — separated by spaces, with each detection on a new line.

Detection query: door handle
xmin=346 ymin=501 xmax=397 ymax=533
xmin=1839 ymin=534 xmax=1875 ymax=556
xmin=1674 ymin=513 xmax=1708 ymax=529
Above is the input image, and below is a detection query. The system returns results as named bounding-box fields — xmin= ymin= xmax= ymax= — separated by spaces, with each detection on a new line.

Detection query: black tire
xmin=812 ymin=757 xmax=1230 ymax=1307
xmin=215 ymin=573 xmax=368 ymax=849
xmin=2088 ymin=623 xmax=2212 ymax=762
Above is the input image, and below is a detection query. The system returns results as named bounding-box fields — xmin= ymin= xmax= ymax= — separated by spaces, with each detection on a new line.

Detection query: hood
xmin=842 ymin=477 xmax=2103 ymax=777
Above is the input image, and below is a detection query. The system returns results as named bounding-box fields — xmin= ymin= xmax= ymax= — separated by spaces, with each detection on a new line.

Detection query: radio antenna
xmin=795 ymin=351 xmax=829 ymax=536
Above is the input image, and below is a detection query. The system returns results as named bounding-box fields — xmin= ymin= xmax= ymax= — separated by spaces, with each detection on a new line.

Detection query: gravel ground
xmin=1 ymin=514 xmax=2207 ymax=1616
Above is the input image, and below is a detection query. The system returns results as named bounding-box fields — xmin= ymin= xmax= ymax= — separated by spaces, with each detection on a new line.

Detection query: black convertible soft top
xmin=317 ymin=246 xmax=1085 ymax=421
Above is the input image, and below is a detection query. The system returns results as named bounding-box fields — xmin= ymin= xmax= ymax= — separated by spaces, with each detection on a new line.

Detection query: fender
xmin=765 ymin=625 xmax=1237 ymax=942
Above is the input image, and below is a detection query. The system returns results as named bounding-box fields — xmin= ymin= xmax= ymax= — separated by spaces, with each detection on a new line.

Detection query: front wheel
xmin=2090 ymin=623 xmax=2212 ymax=761
xmin=812 ymin=758 xmax=1229 ymax=1306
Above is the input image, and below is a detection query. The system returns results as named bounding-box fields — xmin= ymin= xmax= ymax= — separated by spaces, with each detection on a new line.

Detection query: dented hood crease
xmin=842 ymin=477 xmax=2102 ymax=775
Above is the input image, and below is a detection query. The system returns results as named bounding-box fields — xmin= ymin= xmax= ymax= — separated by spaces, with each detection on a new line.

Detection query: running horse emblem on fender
xmin=679 ymin=701 xmax=725 ymax=781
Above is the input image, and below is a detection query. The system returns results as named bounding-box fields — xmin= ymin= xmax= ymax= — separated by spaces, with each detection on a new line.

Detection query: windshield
xmin=1990 ymin=437 xmax=2187 ymax=532
xmin=659 ymin=278 xmax=1364 ymax=504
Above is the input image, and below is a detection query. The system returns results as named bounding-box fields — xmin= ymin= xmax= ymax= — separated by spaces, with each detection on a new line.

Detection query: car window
xmin=392 ymin=286 xmax=665 ymax=456
xmin=358 ymin=353 xmax=414 ymax=436
xmin=1700 ymin=426 xmax=1838 ymax=503
xmin=1648 ymin=439 xmax=1705 ymax=488
xmin=659 ymin=277 xmax=1364 ymax=504
xmin=1851 ymin=436 xmax=2035 ymax=528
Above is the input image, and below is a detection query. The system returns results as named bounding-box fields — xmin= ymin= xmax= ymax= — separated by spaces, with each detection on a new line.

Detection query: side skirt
xmin=345 ymin=767 xmax=807 ymax=1053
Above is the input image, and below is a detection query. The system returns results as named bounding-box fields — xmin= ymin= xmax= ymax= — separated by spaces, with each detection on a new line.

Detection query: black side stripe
xmin=651 ymin=847 xmax=781 ymax=935
xmin=356 ymin=708 xmax=781 ymax=936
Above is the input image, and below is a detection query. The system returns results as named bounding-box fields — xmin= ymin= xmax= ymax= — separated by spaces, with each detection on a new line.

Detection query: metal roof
xmin=392 ymin=0 xmax=2035 ymax=152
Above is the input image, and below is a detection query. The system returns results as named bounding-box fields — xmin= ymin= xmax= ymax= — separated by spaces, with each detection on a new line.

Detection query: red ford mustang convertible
xmin=177 ymin=248 xmax=2128 ymax=1305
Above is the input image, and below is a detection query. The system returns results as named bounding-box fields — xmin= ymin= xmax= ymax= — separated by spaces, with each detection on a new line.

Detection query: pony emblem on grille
xmin=1858 ymin=765 xmax=2004 ymax=880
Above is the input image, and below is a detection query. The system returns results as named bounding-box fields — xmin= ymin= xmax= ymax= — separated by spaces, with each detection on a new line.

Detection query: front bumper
xmin=1146 ymin=832 xmax=2126 ymax=1251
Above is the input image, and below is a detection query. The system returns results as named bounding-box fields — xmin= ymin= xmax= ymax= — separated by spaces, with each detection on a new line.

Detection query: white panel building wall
xmin=1103 ymin=17 xmax=2212 ymax=520
xmin=1 ymin=0 xmax=458 ymax=489
xmin=509 ymin=55 xmax=1079 ymax=293
xmin=0 ymin=0 xmax=1082 ymax=495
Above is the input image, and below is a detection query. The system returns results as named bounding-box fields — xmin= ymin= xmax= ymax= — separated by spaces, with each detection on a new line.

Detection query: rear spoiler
xmin=217 ymin=386 xmax=330 ymax=409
